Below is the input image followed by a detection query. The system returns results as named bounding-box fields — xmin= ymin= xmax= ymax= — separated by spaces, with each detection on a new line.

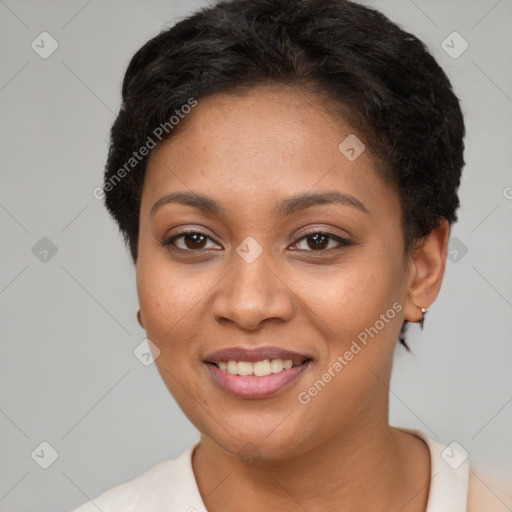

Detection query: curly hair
xmin=102 ymin=0 xmax=465 ymax=349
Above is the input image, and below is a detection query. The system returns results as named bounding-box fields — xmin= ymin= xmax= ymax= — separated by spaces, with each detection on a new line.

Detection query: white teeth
xmin=227 ymin=361 xmax=238 ymax=375
xmin=270 ymin=359 xmax=284 ymax=373
xmin=237 ymin=361 xmax=253 ymax=376
xmin=217 ymin=359 xmax=298 ymax=376
xmin=253 ymin=360 xmax=271 ymax=376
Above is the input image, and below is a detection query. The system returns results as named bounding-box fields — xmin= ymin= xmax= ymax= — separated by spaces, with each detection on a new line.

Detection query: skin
xmin=136 ymin=86 xmax=450 ymax=512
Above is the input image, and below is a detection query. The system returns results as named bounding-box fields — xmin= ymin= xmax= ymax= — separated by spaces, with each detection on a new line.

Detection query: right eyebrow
xmin=150 ymin=192 xmax=224 ymax=217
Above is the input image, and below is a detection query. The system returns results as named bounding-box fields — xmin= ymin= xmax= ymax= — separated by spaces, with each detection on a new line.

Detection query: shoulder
xmin=69 ymin=443 xmax=204 ymax=512
xmin=394 ymin=426 xmax=512 ymax=512
xmin=394 ymin=426 xmax=470 ymax=510
xmin=466 ymin=471 xmax=512 ymax=512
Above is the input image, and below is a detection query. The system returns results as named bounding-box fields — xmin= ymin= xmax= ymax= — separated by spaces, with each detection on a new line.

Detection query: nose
xmin=211 ymin=248 xmax=294 ymax=330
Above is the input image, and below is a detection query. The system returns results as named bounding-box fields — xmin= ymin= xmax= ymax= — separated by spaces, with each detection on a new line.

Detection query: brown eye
xmin=181 ymin=233 xmax=207 ymax=250
xmin=306 ymin=233 xmax=330 ymax=250
xmin=163 ymin=231 xmax=220 ymax=251
xmin=292 ymin=231 xmax=352 ymax=252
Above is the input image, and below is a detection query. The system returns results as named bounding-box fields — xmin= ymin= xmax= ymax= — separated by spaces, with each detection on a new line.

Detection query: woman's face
xmin=137 ymin=86 xmax=413 ymax=460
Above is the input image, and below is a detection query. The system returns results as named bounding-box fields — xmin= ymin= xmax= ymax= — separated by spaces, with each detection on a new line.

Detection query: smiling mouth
xmin=203 ymin=345 xmax=313 ymax=398
xmin=204 ymin=357 xmax=312 ymax=399
xmin=207 ymin=358 xmax=309 ymax=377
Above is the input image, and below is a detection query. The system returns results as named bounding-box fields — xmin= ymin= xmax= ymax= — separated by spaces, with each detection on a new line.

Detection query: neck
xmin=192 ymin=416 xmax=430 ymax=512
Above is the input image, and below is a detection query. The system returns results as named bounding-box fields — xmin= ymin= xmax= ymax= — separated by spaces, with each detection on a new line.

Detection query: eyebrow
xmin=150 ymin=190 xmax=368 ymax=217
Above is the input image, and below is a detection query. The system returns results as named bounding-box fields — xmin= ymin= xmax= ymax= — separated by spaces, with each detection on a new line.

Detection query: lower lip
xmin=205 ymin=362 xmax=311 ymax=399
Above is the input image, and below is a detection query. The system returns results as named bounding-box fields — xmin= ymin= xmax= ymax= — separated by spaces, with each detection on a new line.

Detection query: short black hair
xmin=103 ymin=0 xmax=465 ymax=350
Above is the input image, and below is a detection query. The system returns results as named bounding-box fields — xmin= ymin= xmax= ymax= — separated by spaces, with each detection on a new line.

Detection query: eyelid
xmin=170 ymin=226 xmax=218 ymax=240
xmin=291 ymin=229 xmax=353 ymax=251
xmin=163 ymin=227 xmax=222 ymax=250
xmin=163 ymin=227 xmax=352 ymax=253
xmin=293 ymin=226 xmax=350 ymax=241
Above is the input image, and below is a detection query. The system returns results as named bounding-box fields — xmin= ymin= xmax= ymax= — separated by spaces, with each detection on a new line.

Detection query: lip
xmin=203 ymin=345 xmax=312 ymax=399
xmin=204 ymin=345 xmax=311 ymax=364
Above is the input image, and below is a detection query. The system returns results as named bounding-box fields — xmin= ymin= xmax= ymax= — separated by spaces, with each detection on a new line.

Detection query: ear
xmin=137 ymin=309 xmax=145 ymax=329
xmin=403 ymin=219 xmax=450 ymax=323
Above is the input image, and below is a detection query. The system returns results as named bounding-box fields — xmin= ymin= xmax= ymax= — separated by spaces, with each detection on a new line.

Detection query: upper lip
xmin=204 ymin=345 xmax=312 ymax=364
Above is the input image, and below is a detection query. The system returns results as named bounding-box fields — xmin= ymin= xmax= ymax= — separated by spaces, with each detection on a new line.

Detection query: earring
xmin=418 ymin=307 xmax=428 ymax=329
xmin=136 ymin=309 xmax=144 ymax=328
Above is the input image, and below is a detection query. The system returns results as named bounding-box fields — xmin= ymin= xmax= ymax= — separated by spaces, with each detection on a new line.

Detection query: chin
xmin=200 ymin=417 xmax=312 ymax=463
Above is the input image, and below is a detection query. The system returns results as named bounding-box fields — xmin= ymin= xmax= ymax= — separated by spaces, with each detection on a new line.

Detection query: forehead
xmin=142 ymin=86 xmax=398 ymax=218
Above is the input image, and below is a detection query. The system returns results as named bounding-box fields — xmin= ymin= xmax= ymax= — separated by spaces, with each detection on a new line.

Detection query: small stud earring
xmin=419 ymin=307 xmax=428 ymax=329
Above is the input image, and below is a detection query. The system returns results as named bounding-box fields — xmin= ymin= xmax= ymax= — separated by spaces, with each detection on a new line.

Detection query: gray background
xmin=0 ymin=0 xmax=511 ymax=511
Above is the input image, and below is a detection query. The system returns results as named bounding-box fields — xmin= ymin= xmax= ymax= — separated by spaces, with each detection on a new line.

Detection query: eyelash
xmin=162 ymin=229 xmax=353 ymax=254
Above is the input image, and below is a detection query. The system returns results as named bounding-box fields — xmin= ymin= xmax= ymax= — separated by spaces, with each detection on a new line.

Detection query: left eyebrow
xmin=276 ymin=191 xmax=368 ymax=217
xmin=150 ymin=190 xmax=368 ymax=218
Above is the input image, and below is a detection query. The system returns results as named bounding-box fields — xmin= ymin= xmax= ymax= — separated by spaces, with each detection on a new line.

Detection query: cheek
xmin=290 ymin=268 xmax=402 ymax=448
xmin=304 ymin=252 xmax=405 ymax=345
xmin=135 ymin=254 xmax=210 ymax=411
xmin=136 ymin=248 xmax=209 ymax=332
xmin=136 ymin=255 xmax=191 ymax=369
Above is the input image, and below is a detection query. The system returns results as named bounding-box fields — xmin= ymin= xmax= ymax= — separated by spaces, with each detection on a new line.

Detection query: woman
xmin=72 ymin=0 xmax=508 ymax=510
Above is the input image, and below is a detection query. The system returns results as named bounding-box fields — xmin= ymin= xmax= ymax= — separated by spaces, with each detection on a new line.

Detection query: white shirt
xmin=70 ymin=427 xmax=510 ymax=512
